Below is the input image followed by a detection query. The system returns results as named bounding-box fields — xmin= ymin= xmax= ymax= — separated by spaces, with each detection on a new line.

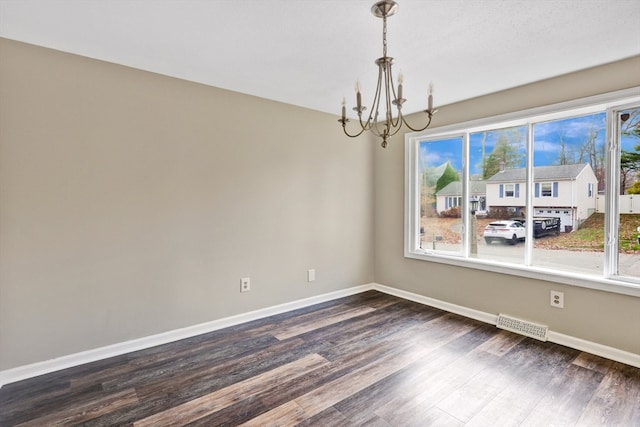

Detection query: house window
xmin=505 ymin=184 xmax=515 ymax=197
xmin=405 ymin=88 xmax=640 ymax=295
xmin=535 ymin=181 xmax=558 ymax=197
xmin=445 ymin=196 xmax=462 ymax=209
xmin=499 ymin=183 xmax=521 ymax=198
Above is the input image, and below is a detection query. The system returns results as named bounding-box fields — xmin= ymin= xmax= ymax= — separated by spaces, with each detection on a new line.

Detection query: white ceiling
xmin=1 ymin=0 xmax=639 ymax=117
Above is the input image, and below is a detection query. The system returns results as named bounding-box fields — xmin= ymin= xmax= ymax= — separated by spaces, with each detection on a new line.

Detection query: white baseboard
xmin=373 ymin=284 xmax=498 ymax=325
xmin=546 ymin=331 xmax=640 ymax=368
xmin=372 ymin=283 xmax=640 ymax=368
xmin=2 ymin=282 xmax=637 ymax=388
xmin=0 ymin=284 xmax=374 ymax=388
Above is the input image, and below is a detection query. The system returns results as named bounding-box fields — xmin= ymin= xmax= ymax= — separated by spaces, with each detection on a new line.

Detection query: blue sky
xmin=420 ymin=110 xmax=638 ymax=177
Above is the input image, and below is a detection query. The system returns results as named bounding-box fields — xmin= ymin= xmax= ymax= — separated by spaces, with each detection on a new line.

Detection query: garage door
xmin=535 ymin=208 xmax=573 ymax=232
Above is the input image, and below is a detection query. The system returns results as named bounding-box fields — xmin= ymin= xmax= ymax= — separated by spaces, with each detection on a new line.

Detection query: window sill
xmin=405 ymin=249 xmax=640 ymax=298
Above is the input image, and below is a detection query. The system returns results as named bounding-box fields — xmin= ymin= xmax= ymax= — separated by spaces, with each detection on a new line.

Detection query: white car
xmin=484 ymin=220 xmax=525 ymax=245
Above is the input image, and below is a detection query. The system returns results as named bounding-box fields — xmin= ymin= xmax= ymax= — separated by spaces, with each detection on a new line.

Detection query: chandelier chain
xmin=382 ymin=15 xmax=388 ymax=58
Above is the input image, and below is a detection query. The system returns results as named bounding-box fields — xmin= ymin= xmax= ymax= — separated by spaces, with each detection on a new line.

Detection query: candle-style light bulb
xmin=341 ymin=97 xmax=346 ymax=121
xmin=397 ymin=72 xmax=404 ymax=100
xmin=355 ymin=80 xmax=362 ymax=111
xmin=428 ymin=82 xmax=434 ymax=112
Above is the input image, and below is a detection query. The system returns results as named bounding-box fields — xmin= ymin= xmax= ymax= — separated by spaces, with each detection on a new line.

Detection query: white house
xmin=435 ymin=181 xmax=487 ymax=214
xmin=485 ymin=163 xmax=598 ymax=231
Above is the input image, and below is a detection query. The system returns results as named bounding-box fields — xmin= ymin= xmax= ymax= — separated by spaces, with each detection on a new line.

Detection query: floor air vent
xmin=496 ymin=314 xmax=548 ymax=341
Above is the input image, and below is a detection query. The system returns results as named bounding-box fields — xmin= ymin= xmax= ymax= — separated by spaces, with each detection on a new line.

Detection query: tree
xmin=435 ymin=162 xmax=460 ymax=193
xmin=620 ymin=111 xmax=640 ymax=194
xmin=420 ymin=161 xmax=460 ymax=217
xmin=555 ymin=128 xmax=573 ymax=165
xmin=569 ymin=122 xmax=606 ymax=192
xmin=621 ymin=110 xmax=640 ymax=139
xmin=482 ymin=130 xmax=525 ymax=179
xmin=620 ymin=146 xmax=640 ymax=193
xmin=627 ymin=180 xmax=640 ymax=194
xmin=475 ymin=131 xmax=491 ymax=175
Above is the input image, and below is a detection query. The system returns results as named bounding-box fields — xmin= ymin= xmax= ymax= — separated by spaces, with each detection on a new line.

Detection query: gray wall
xmin=1 ymin=38 xmax=638 ymax=372
xmin=0 ymin=39 xmax=375 ymax=370
xmin=374 ymin=56 xmax=640 ymax=355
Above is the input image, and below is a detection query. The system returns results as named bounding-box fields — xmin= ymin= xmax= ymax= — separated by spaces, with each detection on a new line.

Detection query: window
xmin=504 ymin=184 xmax=515 ymax=197
xmin=616 ymin=107 xmax=640 ymax=278
xmin=446 ymin=196 xmax=462 ymax=209
xmin=417 ymin=136 xmax=463 ymax=254
xmin=532 ymin=112 xmax=604 ymax=275
xmin=405 ymin=88 xmax=640 ymax=295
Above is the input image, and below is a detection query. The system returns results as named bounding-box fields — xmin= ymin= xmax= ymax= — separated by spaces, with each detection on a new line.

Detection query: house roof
xmin=486 ymin=163 xmax=591 ymax=183
xmin=436 ymin=180 xmax=487 ymax=196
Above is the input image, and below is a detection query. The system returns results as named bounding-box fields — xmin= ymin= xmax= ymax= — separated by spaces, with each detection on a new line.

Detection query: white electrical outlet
xmin=550 ymin=290 xmax=564 ymax=308
xmin=240 ymin=277 xmax=251 ymax=293
xmin=308 ymin=269 xmax=315 ymax=282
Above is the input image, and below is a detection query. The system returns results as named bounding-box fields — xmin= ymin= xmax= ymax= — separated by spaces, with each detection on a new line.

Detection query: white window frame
xmin=540 ymin=182 xmax=553 ymax=198
xmin=404 ymin=87 xmax=640 ymax=297
xmin=504 ymin=184 xmax=515 ymax=198
xmin=445 ymin=196 xmax=461 ymax=209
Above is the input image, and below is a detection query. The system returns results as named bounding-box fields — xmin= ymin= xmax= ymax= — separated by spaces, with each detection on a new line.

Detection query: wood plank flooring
xmin=1 ymin=291 xmax=639 ymax=426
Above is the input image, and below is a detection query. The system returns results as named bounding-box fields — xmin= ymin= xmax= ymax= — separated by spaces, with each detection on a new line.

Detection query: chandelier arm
xmin=358 ymin=80 xmax=376 ymax=130
xmin=387 ymin=65 xmax=402 ymax=129
xmin=379 ymin=110 xmax=406 ymax=141
xmin=400 ymin=112 xmax=435 ymax=132
xmin=371 ymin=110 xmax=388 ymax=140
xmin=360 ymin=111 xmax=375 ymax=134
xmin=384 ymin=65 xmax=394 ymax=128
xmin=369 ymin=112 xmax=385 ymax=138
xmin=371 ymin=59 xmax=395 ymax=139
xmin=341 ymin=124 xmax=368 ymax=138
xmin=358 ymin=115 xmax=374 ymax=132
xmin=366 ymin=64 xmax=386 ymax=136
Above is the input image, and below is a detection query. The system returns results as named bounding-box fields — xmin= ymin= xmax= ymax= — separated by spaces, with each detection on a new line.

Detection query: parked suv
xmin=484 ymin=220 xmax=525 ymax=245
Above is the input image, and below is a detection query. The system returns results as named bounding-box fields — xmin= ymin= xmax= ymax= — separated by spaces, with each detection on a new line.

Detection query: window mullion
xmin=525 ymin=122 xmax=534 ymax=266
xmin=462 ymin=132 xmax=470 ymax=257
xmin=603 ymin=107 xmax=620 ymax=277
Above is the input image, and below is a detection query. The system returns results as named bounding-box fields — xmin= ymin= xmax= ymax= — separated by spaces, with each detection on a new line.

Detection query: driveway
xmin=425 ymin=240 xmax=640 ymax=278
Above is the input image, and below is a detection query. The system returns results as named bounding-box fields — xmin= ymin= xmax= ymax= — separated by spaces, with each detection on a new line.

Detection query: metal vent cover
xmin=496 ymin=314 xmax=548 ymax=341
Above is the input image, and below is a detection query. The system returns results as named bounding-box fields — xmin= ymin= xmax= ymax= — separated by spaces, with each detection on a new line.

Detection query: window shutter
xmin=499 ymin=184 xmax=504 ymax=198
xmin=515 ymin=183 xmax=520 ymax=198
xmin=535 ymin=182 xmax=540 ymax=197
xmin=553 ymin=182 xmax=558 ymax=197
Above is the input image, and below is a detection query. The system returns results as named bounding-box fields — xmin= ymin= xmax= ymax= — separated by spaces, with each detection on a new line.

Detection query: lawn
xmin=560 ymin=213 xmax=640 ymax=253
xmin=421 ymin=213 xmax=640 ymax=253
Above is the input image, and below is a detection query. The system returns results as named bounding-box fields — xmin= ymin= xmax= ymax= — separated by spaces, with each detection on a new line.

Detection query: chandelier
xmin=339 ymin=0 xmax=437 ymax=148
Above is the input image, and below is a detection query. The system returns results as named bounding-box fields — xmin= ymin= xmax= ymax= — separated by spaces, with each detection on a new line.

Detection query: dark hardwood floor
xmin=1 ymin=291 xmax=639 ymax=426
